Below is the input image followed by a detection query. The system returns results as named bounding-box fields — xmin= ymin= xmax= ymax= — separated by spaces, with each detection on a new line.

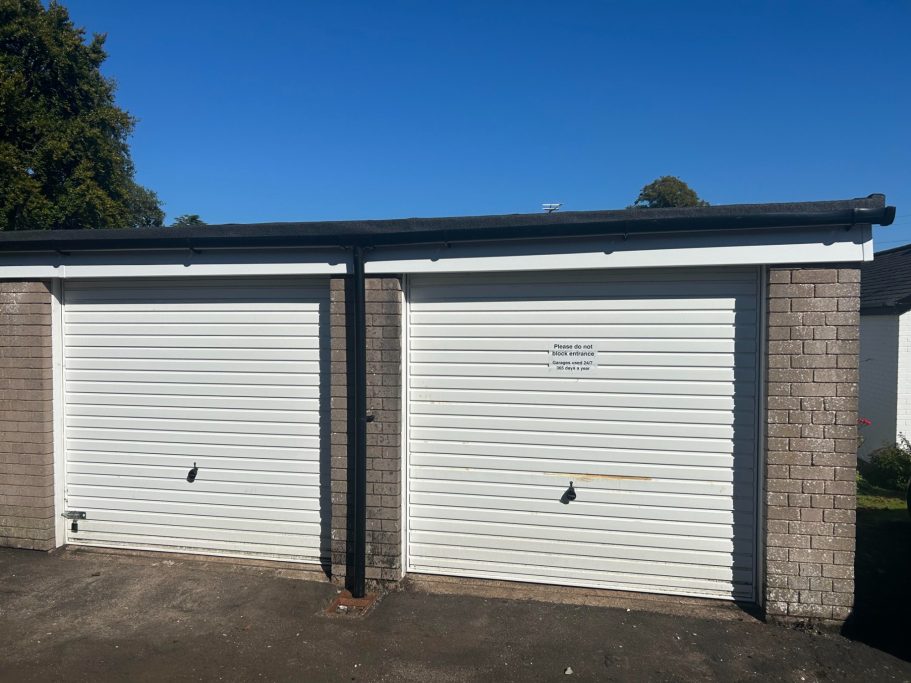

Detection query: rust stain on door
xmin=546 ymin=472 xmax=652 ymax=482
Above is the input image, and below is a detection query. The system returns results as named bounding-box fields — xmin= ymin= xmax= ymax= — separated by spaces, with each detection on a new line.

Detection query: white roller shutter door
xmin=406 ymin=267 xmax=761 ymax=600
xmin=62 ymin=277 xmax=329 ymax=563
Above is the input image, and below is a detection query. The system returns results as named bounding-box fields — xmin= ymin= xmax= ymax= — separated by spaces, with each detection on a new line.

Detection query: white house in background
xmin=859 ymin=243 xmax=911 ymax=456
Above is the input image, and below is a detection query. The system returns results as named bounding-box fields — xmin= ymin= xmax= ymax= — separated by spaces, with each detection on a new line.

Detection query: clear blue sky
xmin=64 ymin=1 xmax=910 ymax=248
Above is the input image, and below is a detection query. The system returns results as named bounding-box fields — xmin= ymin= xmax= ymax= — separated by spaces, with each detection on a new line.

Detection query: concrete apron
xmin=61 ymin=545 xmax=758 ymax=624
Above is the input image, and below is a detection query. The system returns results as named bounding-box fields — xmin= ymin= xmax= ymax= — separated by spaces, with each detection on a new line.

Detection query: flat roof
xmin=0 ymin=195 xmax=895 ymax=253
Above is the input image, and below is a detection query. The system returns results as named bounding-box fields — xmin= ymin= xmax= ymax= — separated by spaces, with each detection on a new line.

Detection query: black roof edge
xmin=0 ymin=195 xmax=895 ymax=253
xmin=870 ymin=240 xmax=911 ymax=256
xmin=860 ymin=305 xmax=911 ymax=316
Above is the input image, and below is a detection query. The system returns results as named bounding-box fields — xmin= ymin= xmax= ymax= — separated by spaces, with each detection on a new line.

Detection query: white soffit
xmin=365 ymin=224 xmax=873 ymax=274
xmin=0 ymin=248 xmax=351 ymax=278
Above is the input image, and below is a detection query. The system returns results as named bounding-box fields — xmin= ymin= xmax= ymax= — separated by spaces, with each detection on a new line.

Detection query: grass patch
xmin=858 ymin=494 xmax=906 ymax=511
xmin=857 ymin=473 xmax=906 ymax=511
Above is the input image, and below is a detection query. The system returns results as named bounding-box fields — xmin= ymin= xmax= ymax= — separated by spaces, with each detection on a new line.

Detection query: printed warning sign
xmin=548 ymin=341 xmax=599 ymax=374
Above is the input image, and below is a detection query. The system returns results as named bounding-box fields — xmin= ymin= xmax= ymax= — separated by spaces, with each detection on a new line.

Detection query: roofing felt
xmin=0 ymin=194 xmax=894 ymax=253
xmin=861 ymin=242 xmax=911 ymax=313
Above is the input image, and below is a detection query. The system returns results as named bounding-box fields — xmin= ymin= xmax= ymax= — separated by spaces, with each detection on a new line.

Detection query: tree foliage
xmin=172 ymin=214 xmax=206 ymax=227
xmin=0 ymin=0 xmax=163 ymax=230
xmin=632 ymin=176 xmax=708 ymax=209
xmin=860 ymin=437 xmax=911 ymax=492
xmin=126 ymin=183 xmax=165 ymax=228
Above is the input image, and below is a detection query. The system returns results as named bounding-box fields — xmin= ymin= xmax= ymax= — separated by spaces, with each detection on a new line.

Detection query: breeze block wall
xmin=329 ymin=276 xmax=403 ymax=587
xmin=0 ymin=281 xmax=55 ymax=551
xmin=765 ymin=266 xmax=860 ymax=624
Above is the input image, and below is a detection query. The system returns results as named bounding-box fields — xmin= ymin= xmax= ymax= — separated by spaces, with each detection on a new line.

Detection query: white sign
xmin=548 ymin=341 xmax=599 ymax=374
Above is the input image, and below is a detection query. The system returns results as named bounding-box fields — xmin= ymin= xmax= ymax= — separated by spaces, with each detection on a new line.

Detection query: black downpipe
xmin=345 ymin=246 xmax=368 ymax=598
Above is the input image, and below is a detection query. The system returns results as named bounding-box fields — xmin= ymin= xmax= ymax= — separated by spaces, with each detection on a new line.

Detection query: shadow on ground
xmin=844 ymin=507 xmax=911 ymax=662
xmin=1 ymin=547 xmax=910 ymax=682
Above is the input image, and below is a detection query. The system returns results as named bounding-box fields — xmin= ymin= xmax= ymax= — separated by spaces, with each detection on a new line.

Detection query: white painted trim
xmin=754 ymin=266 xmax=768 ymax=606
xmin=50 ymin=279 xmax=66 ymax=547
xmin=0 ymin=225 xmax=872 ymax=280
xmin=0 ymin=249 xmax=350 ymax=279
xmin=401 ymin=274 xmax=410 ymax=574
xmin=862 ymin=224 xmax=874 ymax=261
xmin=365 ymin=225 xmax=871 ymax=275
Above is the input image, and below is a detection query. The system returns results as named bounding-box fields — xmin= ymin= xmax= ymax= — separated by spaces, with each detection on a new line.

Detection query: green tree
xmin=171 ymin=214 xmax=206 ymax=227
xmin=632 ymin=176 xmax=709 ymax=208
xmin=0 ymin=0 xmax=163 ymax=230
xmin=126 ymin=184 xmax=165 ymax=228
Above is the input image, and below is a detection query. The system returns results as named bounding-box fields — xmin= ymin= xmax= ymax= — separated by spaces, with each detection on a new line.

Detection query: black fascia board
xmin=0 ymin=195 xmax=894 ymax=254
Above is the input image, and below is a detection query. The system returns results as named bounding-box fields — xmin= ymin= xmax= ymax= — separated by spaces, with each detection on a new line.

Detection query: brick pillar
xmin=364 ymin=277 xmax=403 ymax=585
xmin=0 ymin=281 xmax=55 ymax=551
xmin=765 ymin=266 xmax=859 ymax=624
xmin=328 ymin=276 xmax=403 ymax=587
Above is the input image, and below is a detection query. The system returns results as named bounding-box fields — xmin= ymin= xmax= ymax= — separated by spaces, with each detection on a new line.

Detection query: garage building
xmin=0 ymin=195 xmax=896 ymax=625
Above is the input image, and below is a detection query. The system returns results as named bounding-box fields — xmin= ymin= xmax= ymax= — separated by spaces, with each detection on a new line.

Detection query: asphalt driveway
xmin=0 ymin=547 xmax=908 ymax=682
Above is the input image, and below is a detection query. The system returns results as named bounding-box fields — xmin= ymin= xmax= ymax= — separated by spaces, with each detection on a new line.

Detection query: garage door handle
xmin=560 ymin=481 xmax=576 ymax=505
xmin=187 ymin=463 xmax=199 ymax=483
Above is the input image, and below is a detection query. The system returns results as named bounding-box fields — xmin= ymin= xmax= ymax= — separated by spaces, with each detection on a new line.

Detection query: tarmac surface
xmin=0 ymin=547 xmax=908 ymax=682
